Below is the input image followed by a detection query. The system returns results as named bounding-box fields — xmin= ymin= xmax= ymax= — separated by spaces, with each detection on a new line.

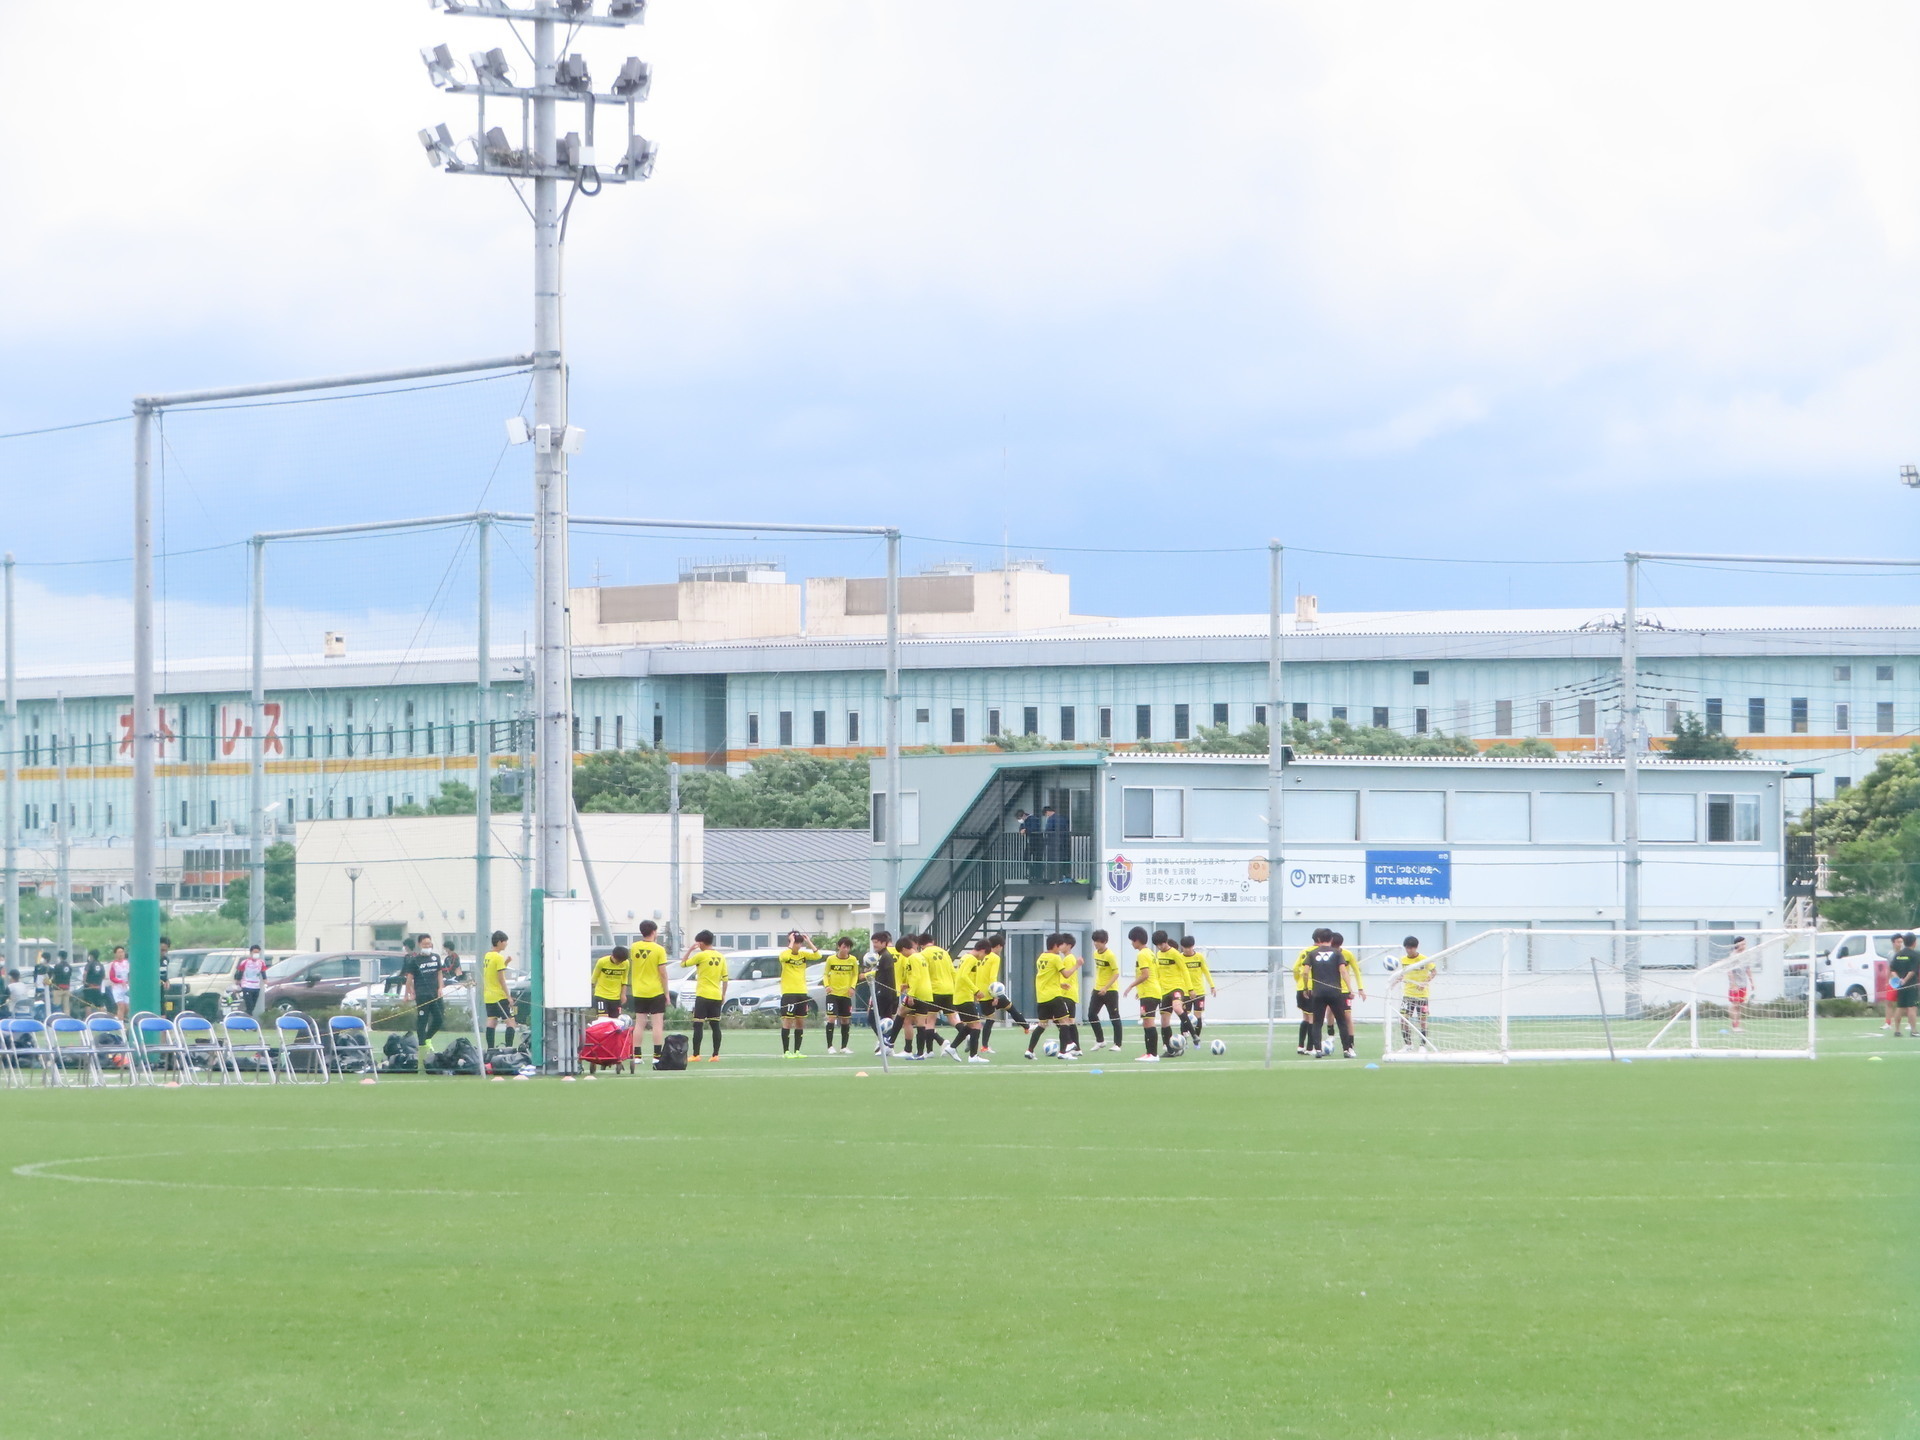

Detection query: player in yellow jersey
xmin=821 ymin=937 xmax=861 ymax=1053
xmin=1151 ymin=931 xmax=1190 ymax=1054
xmin=919 ymin=933 xmax=958 ymax=1050
xmin=625 ymin=920 xmax=672 ymax=1067
xmin=1394 ymin=934 xmax=1435 ymax=1051
xmin=1024 ymin=933 xmax=1082 ymax=1059
xmin=894 ymin=935 xmax=942 ymax=1058
xmin=1081 ymin=928 xmax=1123 ymax=1053
xmin=1294 ymin=929 xmax=1329 ymax=1055
xmin=1179 ymin=935 xmax=1218 ymax=1048
xmin=590 ymin=945 xmax=632 ymax=1019
xmin=1305 ymin=930 xmax=1365 ymax=1059
xmin=1121 ymin=925 xmax=1163 ymax=1061
xmin=777 ymin=930 xmax=820 ymax=1057
xmin=681 ymin=931 xmax=731 ymax=1061
xmin=482 ymin=930 xmax=516 ymax=1051
xmin=945 ymin=943 xmax=989 ymax=1062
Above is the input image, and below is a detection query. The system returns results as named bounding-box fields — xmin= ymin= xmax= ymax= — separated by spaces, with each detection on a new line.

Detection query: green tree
xmin=1482 ymin=737 xmax=1558 ymax=758
xmin=1284 ymin=718 xmax=1478 ymax=758
xmin=218 ymin=842 xmax=296 ymax=925
xmin=1192 ymin=721 xmax=1269 ymax=754
xmin=1661 ymin=711 xmax=1743 ymax=760
xmin=1788 ymin=745 xmax=1920 ymax=929
xmin=574 ymin=749 xmax=872 ymax=828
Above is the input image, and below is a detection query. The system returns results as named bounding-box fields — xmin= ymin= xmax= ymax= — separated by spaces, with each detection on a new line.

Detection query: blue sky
xmin=3 ymin=1 xmax=1919 ymax=666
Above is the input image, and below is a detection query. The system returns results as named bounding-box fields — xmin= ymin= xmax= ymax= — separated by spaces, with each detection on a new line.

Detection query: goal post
xmin=1379 ymin=929 xmax=1815 ymax=1063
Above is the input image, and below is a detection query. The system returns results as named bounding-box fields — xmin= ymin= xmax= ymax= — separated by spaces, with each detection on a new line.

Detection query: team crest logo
xmin=1106 ymin=854 xmax=1133 ymax=893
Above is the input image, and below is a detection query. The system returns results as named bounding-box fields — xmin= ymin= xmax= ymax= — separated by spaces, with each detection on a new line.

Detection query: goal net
xmin=1379 ymin=929 xmax=1815 ymax=1063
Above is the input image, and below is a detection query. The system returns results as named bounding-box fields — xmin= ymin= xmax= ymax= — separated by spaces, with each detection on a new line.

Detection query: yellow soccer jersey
xmin=1134 ymin=946 xmax=1162 ymax=999
xmin=1154 ymin=946 xmax=1187 ymax=995
xmin=1092 ymin=947 xmax=1120 ymax=991
xmin=902 ymin=952 xmax=934 ymax=1003
xmin=628 ymin=941 xmax=669 ymax=999
xmin=951 ymin=953 xmax=978 ymax=1006
xmin=1182 ymin=951 xmax=1213 ymax=997
xmin=1293 ymin=947 xmax=1315 ymax=994
xmin=925 ymin=945 xmax=956 ymax=996
xmin=973 ymin=952 xmax=1001 ymax=1001
xmin=823 ymin=952 xmax=861 ymax=996
xmin=590 ymin=953 xmax=631 ymax=1001
xmin=778 ymin=946 xmax=818 ymax=995
xmin=1400 ymin=954 xmax=1435 ymax=1000
xmin=1058 ymin=953 xmax=1081 ymax=1001
xmin=1034 ymin=952 xmax=1066 ymax=1003
xmin=684 ymin=949 xmax=730 ymax=1001
xmin=483 ymin=950 xmax=510 ymax=1004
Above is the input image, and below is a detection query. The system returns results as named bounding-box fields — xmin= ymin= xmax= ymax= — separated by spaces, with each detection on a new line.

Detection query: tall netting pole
xmin=1265 ymin=539 xmax=1284 ymax=1070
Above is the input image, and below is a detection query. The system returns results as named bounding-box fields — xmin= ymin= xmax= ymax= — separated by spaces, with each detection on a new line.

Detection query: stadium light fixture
xmin=505 ymin=416 xmax=531 ymax=445
xmin=608 ymin=0 xmax=645 ymax=19
xmin=612 ymin=57 xmax=651 ymax=100
xmin=557 ymin=132 xmax=592 ymax=170
xmin=420 ymin=43 xmax=462 ymax=88
xmin=470 ymin=47 xmax=514 ymax=88
xmin=1902 ymin=464 xmax=1919 ymax=488
xmin=615 ymin=133 xmax=657 ymax=180
xmin=558 ymin=0 xmax=594 ymax=17
xmin=556 ymin=54 xmax=592 ymax=92
xmin=417 ymin=122 xmax=464 ymax=170
xmin=481 ymin=126 xmax=519 ymax=167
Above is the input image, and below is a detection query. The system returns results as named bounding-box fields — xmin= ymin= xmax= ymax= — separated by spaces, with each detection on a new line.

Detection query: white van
xmin=1812 ymin=931 xmax=1902 ymax=1002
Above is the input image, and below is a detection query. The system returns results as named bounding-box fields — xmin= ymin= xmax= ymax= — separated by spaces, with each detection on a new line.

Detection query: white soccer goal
xmin=1379 ymin=929 xmax=1815 ymax=1063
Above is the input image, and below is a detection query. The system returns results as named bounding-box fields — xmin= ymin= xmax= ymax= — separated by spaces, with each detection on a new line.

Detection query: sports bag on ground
xmin=655 ymin=1033 xmax=688 ymax=1071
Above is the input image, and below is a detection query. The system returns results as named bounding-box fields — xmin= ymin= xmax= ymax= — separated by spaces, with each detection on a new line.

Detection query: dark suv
xmin=258 ymin=952 xmax=404 ymax=1016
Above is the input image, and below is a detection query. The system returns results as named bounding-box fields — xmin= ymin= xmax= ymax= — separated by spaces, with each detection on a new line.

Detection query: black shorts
xmin=81 ymin=988 xmax=107 ymax=1008
xmin=826 ymin=995 xmax=853 ymax=1018
xmin=873 ymin=985 xmax=898 ymax=1013
xmin=779 ymin=996 xmax=810 ymax=1017
xmin=596 ymin=997 xmax=624 ymax=1018
xmin=1162 ymin=988 xmax=1185 ymax=1006
xmin=1297 ymin=989 xmax=1313 ymax=1012
xmin=1188 ymin=993 xmax=1206 ymax=1012
xmin=486 ymin=1000 xmax=514 ymax=1019
xmin=905 ymin=997 xmax=937 ymax=1016
xmin=691 ymin=997 xmax=723 ymax=1020
xmin=627 ymin=993 xmax=667 ymax=1016
xmin=1314 ymin=992 xmax=1350 ymax=1018
xmin=1038 ymin=997 xmax=1072 ymax=1021
xmin=1139 ymin=994 xmax=1163 ymax=1015
xmin=951 ymin=1000 xmax=978 ymax=1021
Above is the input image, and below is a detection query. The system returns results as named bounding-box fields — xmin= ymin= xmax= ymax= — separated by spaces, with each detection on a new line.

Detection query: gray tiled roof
xmin=695 ymin=828 xmax=870 ymax=903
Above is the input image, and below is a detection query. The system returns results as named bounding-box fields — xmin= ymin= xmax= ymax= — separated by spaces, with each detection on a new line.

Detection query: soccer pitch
xmin=2 ymin=1023 xmax=1913 ymax=1440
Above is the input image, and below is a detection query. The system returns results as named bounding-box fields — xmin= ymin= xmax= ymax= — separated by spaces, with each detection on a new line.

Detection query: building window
xmin=1878 ymin=702 xmax=1895 ymax=733
xmin=179 ymin=800 xmax=188 ymax=829
xmin=1493 ymin=700 xmax=1513 ymax=737
xmin=405 ymin=703 xmax=416 ymax=754
xmin=1097 ymin=707 xmax=1111 ymax=740
xmin=1254 ymin=704 xmax=1267 ymax=726
xmin=1835 ymin=665 xmax=1852 ymax=682
xmin=1665 ymin=700 xmax=1680 ymax=733
xmin=1412 ymin=670 xmax=1429 ymax=685
xmin=569 ymin=717 xmax=578 ymax=752
xmin=1878 ymin=665 xmax=1895 ymax=681
xmin=987 ymin=708 xmax=1002 ymax=738
xmin=1706 ymin=793 xmax=1760 ymax=843
xmin=1414 ymin=707 xmax=1428 ymax=734
xmin=652 ymin=714 xmax=664 ymax=745
xmin=385 ymin=796 xmax=394 ymax=815
xmin=914 ymin=707 xmax=930 ymax=724
xmin=593 ymin=716 xmax=603 ymax=750
xmin=1331 ymin=706 xmax=1347 ymax=721
xmin=847 ymin=711 xmax=861 ymax=744
xmin=1538 ymin=701 xmax=1554 ymax=735
xmin=1747 ymin=698 xmax=1765 ymax=734
xmin=304 ymin=797 xmax=314 ymax=820
xmin=1212 ymin=703 xmax=1229 ymax=726
xmin=811 ymin=710 xmax=827 ymax=746
xmin=1293 ymin=703 xmax=1309 ymax=722
xmin=326 ymin=725 xmax=336 ymax=757
xmin=747 ymin=713 xmax=761 ymax=746
xmin=1121 ymin=787 xmax=1184 ymax=839
xmin=1371 ymin=707 xmax=1388 ymax=729
xmin=1579 ymin=699 xmax=1597 ymax=735
xmin=1174 ymin=704 xmax=1190 ymax=740
xmin=614 ymin=716 xmax=624 ymax=749
xmin=344 ymin=724 xmax=355 ymax=757
xmin=1023 ymin=706 xmax=1039 ymax=736
xmin=210 ymin=801 xmax=218 ymax=826
xmin=1790 ymin=698 xmax=1808 ymax=734
xmin=345 ymin=796 xmax=355 ymax=819
xmin=1835 ymin=776 xmax=1852 ymax=792
xmin=778 ymin=711 xmax=794 ymax=747
xmin=1835 ymin=702 xmax=1850 ymax=733
xmin=1704 ymin=698 xmax=1723 ymax=733
xmin=1135 ymin=705 xmax=1153 ymax=740
xmin=1059 ymin=706 xmax=1076 ymax=742
xmin=951 ymin=708 xmax=966 ymax=744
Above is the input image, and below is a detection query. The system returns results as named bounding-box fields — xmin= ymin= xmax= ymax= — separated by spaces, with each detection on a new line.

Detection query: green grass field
xmin=2 ymin=1020 xmax=1914 ymax=1440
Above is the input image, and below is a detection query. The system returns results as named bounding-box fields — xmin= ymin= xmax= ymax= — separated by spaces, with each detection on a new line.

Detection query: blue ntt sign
xmin=1366 ymin=850 xmax=1451 ymax=901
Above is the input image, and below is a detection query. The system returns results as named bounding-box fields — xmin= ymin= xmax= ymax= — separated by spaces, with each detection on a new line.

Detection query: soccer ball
xmin=1165 ymin=1035 xmax=1185 ymax=1056
xmin=990 ymin=982 xmax=1008 ymax=998
xmin=1042 ymin=1039 xmax=1059 ymax=1057
xmin=1209 ymin=1038 xmax=1227 ymax=1056
xmin=1381 ymin=956 xmax=1401 ymax=974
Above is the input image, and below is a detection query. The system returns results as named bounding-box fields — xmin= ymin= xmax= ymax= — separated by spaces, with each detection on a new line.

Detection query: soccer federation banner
xmin=1104 ymin=848 xmax=1454 ymax=915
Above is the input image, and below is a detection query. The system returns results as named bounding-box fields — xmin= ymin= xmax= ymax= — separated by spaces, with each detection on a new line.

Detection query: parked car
xmin=1812 ymin=930 xmax=1905 ymax=1001
xmin=667 ymin=949 xmax=827 ymax=1016
xmin=167 ymin=949 xmax=297 ymax=1017
xmin=258 ymin=952 xmax=406 ymax=1016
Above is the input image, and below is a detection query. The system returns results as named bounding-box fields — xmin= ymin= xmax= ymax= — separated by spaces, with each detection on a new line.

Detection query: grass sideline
xmin=0 ymin=1022 xmax=1913 ymax=1440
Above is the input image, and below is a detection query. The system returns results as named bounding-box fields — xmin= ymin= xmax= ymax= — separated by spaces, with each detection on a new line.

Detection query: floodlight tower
xmin=417 ymin=0 xmax=656 ymax=905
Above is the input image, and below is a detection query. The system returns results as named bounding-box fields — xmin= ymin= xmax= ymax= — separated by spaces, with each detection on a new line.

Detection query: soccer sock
xmin=1112 ymin=1016 xmax=1123 ymax=1048
xmin=1192 ymin=1015 xmax=1203 ymax=1039
xmin=966 ymin=1028 xmax=980 ymax=1056
xmin=980 ymin=1016 xmax=996 ymax=1045
xmin=1026 ymin=1027 xmax=1043 ymax=1055
xmin=1178 ymin=1012 xmax=1194 ymax=1038
xmin=1160 ymin=1024 xmax=1173 ymax=1050
xmin=793 ymin=1025 xmax=804 ymax=1052
xmin=1298 ymin=1019 xmax=1311 ymax=1048
xmin=1064 ymin=1025 xmax=1080 ymax=1051
xmin=652 ymin=1044 xmax=662 ymax=1059
xmin=1089 ymin=1018 xmax=1105 ymax=1044
xmin=709 ymin=1021 xmax=723 ymax=1055
xmin=486 ymin=1026 xmax=496 ymax=1047
xmin=780 ymin=1028 xmax=790 ymax=1052
xmin=691 ymin=1026 xmax=703 ymax=1057
xmin=1144 ymin=1026 xmax=1158 ymax=1056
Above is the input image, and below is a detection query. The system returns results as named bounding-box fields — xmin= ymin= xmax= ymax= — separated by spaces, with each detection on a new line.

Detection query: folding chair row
xmin=2 ymin=1011 xmax=381 ymax=1088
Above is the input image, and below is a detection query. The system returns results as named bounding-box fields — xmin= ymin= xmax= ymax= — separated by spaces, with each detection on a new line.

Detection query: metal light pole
xmin=667 ymin=759 xmax=681 ymax=954
xmin=1265 ymin=540 xmax=1284 ymax=1069
xmin=1621 ymin=553 xmax=1643 ymax=1016
xmin=55 ymin=691 xmax=70 ymax=968
xmin=248 ymin=536 xmax=267 ymax=950
xmin=884 ymin=529 xmax=902 ymax=933
xmin=475 ymin=516 xmax=492 ymax=958
xmin=3 ymin=552 xmax=15 ymax=979
xmin=346 ymin=866 xmax=362 ymax=951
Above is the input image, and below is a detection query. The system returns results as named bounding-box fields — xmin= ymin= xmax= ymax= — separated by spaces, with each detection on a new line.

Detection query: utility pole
xmin=884 ymin=530 xmax=901 ymax=933
xmin=667 ymin=759 xmax=681 ymax=954
xmin=418 ymin=0 xmax=658 ymax=928
xmin=248 ymin=536 xmax=267 ymax=949
xmin=1621 ymin=553 xmax=1643 ymax=1016
xmin=55 ymin=691 xmax=71 ymax=968
xmin=1265 ymin=540 xmax=1284 ymax=1069
xmin=3 ymin=552 xmax=15 ymax=979
xmin=475 ymin=516 xmax=492 ymax=958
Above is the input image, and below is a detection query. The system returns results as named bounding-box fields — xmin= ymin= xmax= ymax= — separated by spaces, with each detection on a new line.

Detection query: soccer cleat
xmin=1023 ymin=1050 xmax=1036 ymax=1060
xmin=1342 ymin=1048 xmax=1355 ymax=1059
xmin=967 ymin=1054 xmax=990 ymax=1064
xmin=979 ymin=1046 xmax=995 ymax=1055
xmin=943 ymin=1043 xmax=961 ymax=1061
xmin=1135 ymin=1052 xmax=1159 ymax=1062
xmin=1061 ymin=1047 xmax=1081 ymax=1059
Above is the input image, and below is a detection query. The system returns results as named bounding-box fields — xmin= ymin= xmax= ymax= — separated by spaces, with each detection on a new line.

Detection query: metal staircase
xmin=903 ymin=762 xmax=1097 ymax=951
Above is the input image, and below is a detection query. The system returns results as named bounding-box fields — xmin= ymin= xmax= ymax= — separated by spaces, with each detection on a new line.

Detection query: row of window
xmin=1701 ymin=698 xmax=1894 ymax=735
xmin=755 ymin=703 xmax=1271 ymax=748
xmin=1117 ymin=786 xmax=1764 ymax=845
xmin=1407 ymin=664 xmax=1898 ymax=685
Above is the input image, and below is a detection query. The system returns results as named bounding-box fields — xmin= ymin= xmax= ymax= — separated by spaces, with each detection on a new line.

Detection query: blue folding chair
xmin=274 ymin=1011 xmax=330 ymax=1083
xmin=1 ymin=1017 xmax=60 ymax=1088
xmin=49 ymin=1015 xmax=102 ymax=1086
xmin=86 ymin=1014 xmax=139 ymax=1087
xmin=174 ymin=1012 xmax=231 ymax=1082
xmin=327 ymin=1014 xmax=375 ymax=1079
xmin=132 ymin=1013 xmax=198 ymax=1085
xmin=219 ymin=1012 xmax=278 ymax=1084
